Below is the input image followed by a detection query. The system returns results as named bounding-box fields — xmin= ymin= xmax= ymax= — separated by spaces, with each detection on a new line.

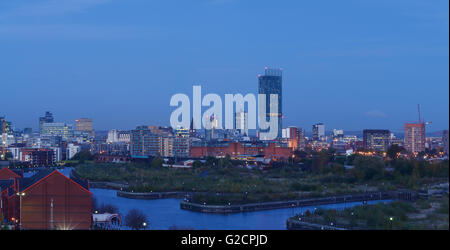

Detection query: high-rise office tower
xmin=258 ymin=67 xmax=283 ymax=140
xmin=39 ymin=111 xmax=54 ymax=134
xmin=130 ymin=126 xmax=189 ymax=158
xmin=189 ymin=119 xmax=197 ymax=138
xmin=404 ymin=123 xmax=426 ymax=153
xmin=312 ymin=123 xmax=325 ymax=141
xmin=0 ymin=117 xmax=12 ymax=135
xmin=75 ymin=118 xmax=94 ymax=137
xmin=332 ymin=129 xmax=344 ymax=140
xmin=363 ymin=129 xmax=390 ymax=152
xmin=205 ymin=115 xmax=219 ymax=141
xmin=41 ymin=123 xmax=74 ymax=140
xmin=235 ymin=111 xmax=249 ymax=136
xmin=282 ymin=126 xmax=301 ymax=150
xmin=442 ymin=130 xmax=449 ymax=156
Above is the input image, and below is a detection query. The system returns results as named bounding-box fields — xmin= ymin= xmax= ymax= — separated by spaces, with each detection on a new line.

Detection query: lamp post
xmin=142 ymin=222 xmax=147 ymax=230
xmin=389 ymin=217 xmax=393 ymax=230
xmin=16 ymin=192 xmax=26 ymax=229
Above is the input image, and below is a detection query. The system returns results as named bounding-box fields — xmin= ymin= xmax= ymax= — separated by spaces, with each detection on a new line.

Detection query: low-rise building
xmin=1 ymin=170 xmax=92 ymax=230
xmin=190 ymin=141 xmax=293 ymax=160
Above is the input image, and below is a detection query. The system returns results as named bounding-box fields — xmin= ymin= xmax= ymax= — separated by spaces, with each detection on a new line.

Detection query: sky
xmin=0 ymin=0 xmax=448 ymax=133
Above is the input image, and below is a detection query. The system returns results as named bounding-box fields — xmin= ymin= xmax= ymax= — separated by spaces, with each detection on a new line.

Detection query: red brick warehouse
xmin=1 ymin=169 xmax=92 ymax=230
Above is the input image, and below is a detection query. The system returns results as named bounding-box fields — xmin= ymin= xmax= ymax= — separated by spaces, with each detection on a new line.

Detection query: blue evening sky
xmin=0 ymin=0 xmax=448 ymax=132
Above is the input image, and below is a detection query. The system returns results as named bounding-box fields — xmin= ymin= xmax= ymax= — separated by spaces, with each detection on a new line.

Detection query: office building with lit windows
xmin=404 ymin=123 xmax=426 ymax=153
xmin=258 ymin=67 xmax=283 ymax=140
xmin=363 ymin=129 xmax=390 ymax=152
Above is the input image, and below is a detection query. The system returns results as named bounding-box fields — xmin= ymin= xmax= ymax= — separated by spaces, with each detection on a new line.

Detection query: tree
xmin=151 ymin=156 xmax=164 ymax=168
xmin=312 ymin=150 xmax=330 ymax=174
xmin=218 ymin=155 xmax=232 ymax=168
xmin=294 ymin=150 xmax=308 ymax=159
xmin=99 ymin=203 xmax=119 ymax=214
xmin=4 ymin=152 xmax=13 ymax=160
xmin=205 ymin=156 xmax=217 ymax=167
xmin=72 ymin=150 xmax=94 ymax=163
xmin=353 ymin=156 xmax=385 ymax=181
xmin=125 ymin=209 xmax=148 ymax=230
xmin=387 ymin=145 xmax=404 ymax=160
xmin=192 ymin=160 xmax=203 ymax=168
xmin=392 ymin=159 xmax=413 ymax=176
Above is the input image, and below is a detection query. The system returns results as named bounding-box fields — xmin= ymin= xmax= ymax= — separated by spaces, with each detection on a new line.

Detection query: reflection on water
xmin=33 ymin=168 xmax=393 ymax=230
xmin=91 ymin=188 xmax=392 ymax=230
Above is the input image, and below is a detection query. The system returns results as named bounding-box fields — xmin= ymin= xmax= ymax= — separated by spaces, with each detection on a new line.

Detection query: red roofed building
xmin=1 ymin=170 xmax=92 ymax=230
xmin=0 ymin=167 xmax=22 ymax=180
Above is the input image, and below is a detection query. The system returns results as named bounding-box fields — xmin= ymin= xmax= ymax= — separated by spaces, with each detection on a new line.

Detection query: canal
xmin=27 ymin=168 xmax=393 ymax=230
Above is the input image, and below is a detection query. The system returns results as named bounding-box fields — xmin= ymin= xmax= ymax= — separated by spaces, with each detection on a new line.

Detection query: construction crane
xmin=417 ymin=104 xmax=432 ymax=126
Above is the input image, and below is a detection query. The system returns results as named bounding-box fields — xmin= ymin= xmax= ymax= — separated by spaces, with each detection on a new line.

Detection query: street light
xmin=389 ymin=217 xmax=393 ymax=230
xmin=142 ymin=222 xmax=147 ymax=229
xmin=16 ymin=192 xmax=26 ymax=229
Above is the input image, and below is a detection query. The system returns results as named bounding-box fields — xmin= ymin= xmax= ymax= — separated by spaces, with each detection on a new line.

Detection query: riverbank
xmin=117 ymin=190 xmax=190 ymax=199
xmin=179 ymin=191 xmax=411 ymax=214
xmin=286 ymin=219 xmax=346 ymax=230
xmin=286 ymin=196 xmax=449 ymax=230
xmin=70 ymin=169 xmax=129 ymax=190
xmin=91 ymin=188 xmax=396 ymax=230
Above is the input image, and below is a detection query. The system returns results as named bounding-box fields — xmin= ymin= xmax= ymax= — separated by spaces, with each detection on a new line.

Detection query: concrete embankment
xmin=180 ymin=191 xmax=417 ymax=214
xmin=90 ymin=182 xmax=129 ymax=190
xmin=286 ymin=219 xmax=346 ymax=230
xmin=117 ymin=190 xmax=190 ymax=199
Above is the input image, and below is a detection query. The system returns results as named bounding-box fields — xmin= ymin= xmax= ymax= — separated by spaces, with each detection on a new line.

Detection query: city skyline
xmin=0 ymin=0 xmax=448 ymax=131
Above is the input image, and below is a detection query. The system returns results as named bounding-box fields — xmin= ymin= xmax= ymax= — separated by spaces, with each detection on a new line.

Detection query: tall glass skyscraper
xmin=312 ymin=123 xmax=325 ymax=141
xmin=39 ymin=111 xmax=54 ymax=135
xmin=258 ymin=67 xmax=283 ymax=139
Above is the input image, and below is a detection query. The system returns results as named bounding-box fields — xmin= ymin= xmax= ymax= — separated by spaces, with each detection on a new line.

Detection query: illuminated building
xmin=39 ymin=112 xmax=54 ymax=135
xmin=312 ymin=123 xmax=325 ymax=141
xmin=443 ymin=130 xmax=449 ymax=156
xmin=41 ymin=123 xmax=74 ymax=141
xmin=235 ymin=111 xmax=249 ymax=136
xmin=191 ymin=141 xmax=292 ymax=160
xmin=0 ymin=117 xmax=12 ymax=135
xmin=282 ymin=126 xmax=302 ymax=150
xmin=332 ymin=129 xmax=344 ymax=140
xmin=404 ymin=123 xmax=426 ymax=153
xmin=1 ymin=170 xmax=92 ymax=230
xmin=75 ymin=118 xmax=94 ymax=137
xmin=130 ymin=126 xmax=189 ymax=158
xmin=175 ymin=127 xmax=190 ymax=138
xmin=66 ymin=143 xmax=81 ymax=160
xmin=258 ymin=67 xmax=283 ymax=139
xmin=363 ymin=129 xmax=390 ymax=152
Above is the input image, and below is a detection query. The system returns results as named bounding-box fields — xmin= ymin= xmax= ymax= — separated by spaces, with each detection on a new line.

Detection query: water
xmin=91 ymin=188 xmax=392 ymax=230
xmin=38 ymin=168 xmax=393 ymax=230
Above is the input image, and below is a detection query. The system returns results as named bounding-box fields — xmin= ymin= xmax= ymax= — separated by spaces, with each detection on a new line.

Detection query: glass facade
xmin=312 ymin=123 xmax=325 ymax=141
xmin=258 ymin=68 xmax=282 ymax=139
xmin=363 ymin=129 xmax=390 ymax=152
xmin=39 ymin=111 xmax=54 ymax=134
xmin=130 ymin=126 xmax=190 ymax=158
xmin=41 ymin=123 xmax=74 ymax=140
